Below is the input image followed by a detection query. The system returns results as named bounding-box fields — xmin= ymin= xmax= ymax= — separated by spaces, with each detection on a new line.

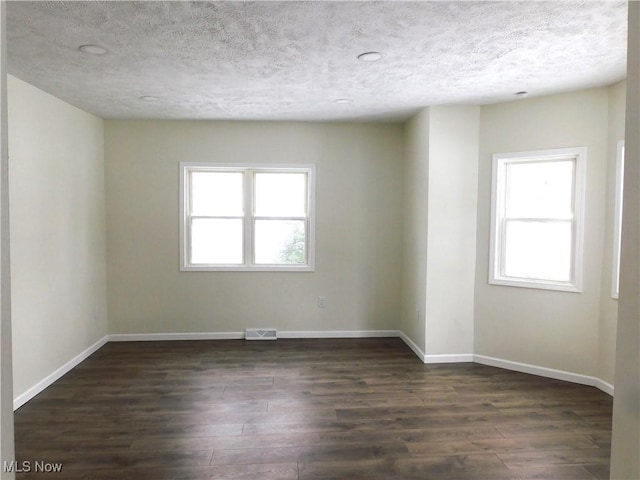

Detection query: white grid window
xmin=180 ymin=163 xmax=315 ymax=272
xmin=489 ymin=147 xmax=586 ymax=292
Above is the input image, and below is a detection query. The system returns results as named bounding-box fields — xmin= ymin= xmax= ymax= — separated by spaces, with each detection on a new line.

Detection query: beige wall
xmin=8 ymin=76 xmax=108 ymax=400
xmin=474 ymin=88 xmax=609 ymax=377
xmin=400 ymin=110 xmax=429 ymax=352
xmin=424 ymin=106 xmax=478 ymax=356
xmin=104 ymin=120 xmax=404 ymax=335
xmin=7 ymin=78 xmax=625 ymax=404
xmin=610 ymin=2 xmax=640 ymax=477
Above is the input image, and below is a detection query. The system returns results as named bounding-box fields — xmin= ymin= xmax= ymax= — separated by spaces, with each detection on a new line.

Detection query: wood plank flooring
xmin=13 ymin=338 xmax=613 ymax=479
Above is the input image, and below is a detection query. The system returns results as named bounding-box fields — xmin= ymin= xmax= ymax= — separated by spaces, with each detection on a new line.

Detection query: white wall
xmin=599 ymin=80 xmax=626 ymax=386
xmin=400 ymin=106 xmax=479 ymax=358
xmin=0 ymin=4 xmax=15 ymax=476
xmin=104 ymin=120 xmax=404 ymax=336
xmin=8 ymin=76 xmax=108 ymax=401
xmin=424 ymin=106 xmax=478 ymax=356
xmin=474 ymin=88 xmax=609 ymax=378
xmin=610 ymin=2 xmax=640 ymax=477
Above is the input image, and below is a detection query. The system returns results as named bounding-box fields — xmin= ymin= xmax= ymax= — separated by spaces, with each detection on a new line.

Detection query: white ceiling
xmin=6 ymin=1 xmax=628 ymax=122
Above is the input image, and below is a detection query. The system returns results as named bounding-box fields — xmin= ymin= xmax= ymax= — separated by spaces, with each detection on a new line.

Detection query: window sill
xmin=181 ymin=265 xmax=316 ymax=273
xmin=489 ymin=276 xmax=582 ymax=293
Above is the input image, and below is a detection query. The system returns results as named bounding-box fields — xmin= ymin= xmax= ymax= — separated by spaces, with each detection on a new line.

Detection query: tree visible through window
xmin=279 ymin=221 xmax=306 ymax=264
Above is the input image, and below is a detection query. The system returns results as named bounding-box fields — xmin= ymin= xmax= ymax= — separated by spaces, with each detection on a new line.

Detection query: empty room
xmin=0 ymin=1 xmax=638 ymax=479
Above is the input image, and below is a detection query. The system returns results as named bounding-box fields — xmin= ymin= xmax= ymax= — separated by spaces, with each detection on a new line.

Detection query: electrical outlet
xmin=318 ymin=296 xmax=327 ymax=308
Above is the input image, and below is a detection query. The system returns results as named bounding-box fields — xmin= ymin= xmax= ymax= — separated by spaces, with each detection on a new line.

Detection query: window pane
xmin=190 ymin=218 xmax=243 ymax=264
xmin=506 ymin=160 xmax=574 ymax=219
xmin=255 ymin=173 xmax=306 ymax=217
xmin=191 ymin=171 xmax=243 ymax=216
xmin=504 ymin=220 xmax=572 ymax=282
xmin=254 ymin=220 xmax=306 ymax=264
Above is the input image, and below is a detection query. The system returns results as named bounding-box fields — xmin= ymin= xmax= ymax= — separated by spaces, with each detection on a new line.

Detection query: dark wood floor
xmin=14 ymin=338 xmax=613 ymax=480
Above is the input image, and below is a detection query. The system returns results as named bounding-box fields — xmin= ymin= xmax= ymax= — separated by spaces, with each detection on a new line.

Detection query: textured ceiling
xmin=7 ymin=1 xmax=628 ymax=122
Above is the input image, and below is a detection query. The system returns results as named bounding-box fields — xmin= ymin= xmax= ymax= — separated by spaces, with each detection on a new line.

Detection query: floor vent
xmin=245 ymin=328 xmax=278 ymax=341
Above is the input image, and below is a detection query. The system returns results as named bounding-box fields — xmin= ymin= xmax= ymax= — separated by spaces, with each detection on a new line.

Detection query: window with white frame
xmin=612 ymin=140 xmax=624 ymax=299
xmin=180 ymin=163 xmax=315 ymax=271
xmin=489 ymin=147 xmax=586 ymax=292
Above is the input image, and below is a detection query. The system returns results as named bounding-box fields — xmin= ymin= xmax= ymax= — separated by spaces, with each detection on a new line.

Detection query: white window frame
xmin=611 ymin=140 xmax=624 ymax=299
xmin=489 ymin=147 xmax=587 ymax=292
xmin=180 ymin=162 xmax=316 ymax=272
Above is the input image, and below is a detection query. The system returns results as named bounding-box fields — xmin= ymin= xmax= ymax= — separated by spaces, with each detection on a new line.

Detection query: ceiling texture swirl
xmin=6 ymin=1 xmax=628 ymax=122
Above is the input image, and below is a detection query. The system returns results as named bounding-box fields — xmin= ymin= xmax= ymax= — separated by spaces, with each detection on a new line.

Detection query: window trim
xmin=611 ymin=140 xmax=624 ymax=299
xmin=488 ymin=147 xmax=586 ymax=293
xmin=180 ymin=162 xmax=316 ymax=272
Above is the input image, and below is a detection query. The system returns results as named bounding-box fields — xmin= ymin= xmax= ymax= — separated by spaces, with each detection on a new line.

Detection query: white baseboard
xmin=14 ymin=331 xmax=613 ymax=410
xmin=279 ymin=330 xmax=399 ymax=339
xmin=396 ymin=333 xmax=613 ymax=396
xmin=398 ymin=331 xmax=426 ymax=361
xmin=397 ymin=332 xmax=473 ymax=364
xmin=13 ymin=335 xmax=109 ymax=410
xmin=425 ymin=353 xmax=474 ymax=363
xmin=108 ymin=330 xmax=399 ymax=341
xmin=593 ymin=378 xmax=615 ymax=396
xmin=474 ymin=354 xmax=614 ymax=396
xmin=108 ymin=332 xmax=244 ymax=341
